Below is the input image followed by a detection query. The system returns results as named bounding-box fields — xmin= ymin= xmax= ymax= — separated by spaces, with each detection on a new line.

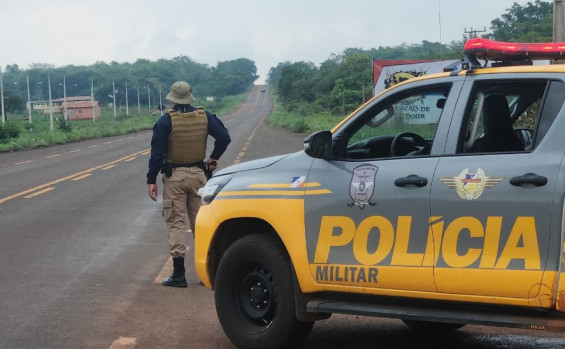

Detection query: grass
xmin=0 ymin=93 xmax=247 ymax=152
xmin=268 ymin=95 xmax=345 ymax=134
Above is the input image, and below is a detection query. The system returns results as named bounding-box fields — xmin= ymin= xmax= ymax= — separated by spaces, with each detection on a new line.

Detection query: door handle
xmin=394 ymin=174 xmax=428 ymax=188
xmin=509 ymin=173 xmax=547 ymax=187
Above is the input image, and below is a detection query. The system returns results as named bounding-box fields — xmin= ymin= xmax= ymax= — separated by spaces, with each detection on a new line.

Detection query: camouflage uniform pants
xmin=162 ymin=166 xmax=207 ymax=258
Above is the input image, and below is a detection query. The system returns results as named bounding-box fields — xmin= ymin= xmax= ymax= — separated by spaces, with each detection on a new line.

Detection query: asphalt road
xmin=1 ymin=86 xmax=565 ymax=349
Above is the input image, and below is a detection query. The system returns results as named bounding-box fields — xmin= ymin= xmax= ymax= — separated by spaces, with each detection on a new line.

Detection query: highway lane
xmin=1 ymin=85 xmax=565 ymax=348
xmin=0 ymin=85 xmax=290 ymax=349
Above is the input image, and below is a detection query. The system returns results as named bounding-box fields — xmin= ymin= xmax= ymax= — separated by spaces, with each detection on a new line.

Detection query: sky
xmin=0 ymin=0 xmax=541 ymax=84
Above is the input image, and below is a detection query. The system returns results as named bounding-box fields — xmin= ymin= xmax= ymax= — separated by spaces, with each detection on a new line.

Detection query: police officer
xmin=147 ymin=81 xmax=231 ymax=287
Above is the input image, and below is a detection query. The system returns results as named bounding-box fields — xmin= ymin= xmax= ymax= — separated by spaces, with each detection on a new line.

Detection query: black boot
xmin=162 ymin=257 xmax=187 ymax=288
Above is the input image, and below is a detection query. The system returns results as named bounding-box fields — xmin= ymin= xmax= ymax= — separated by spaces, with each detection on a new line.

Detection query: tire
xmin=214 ymin=234 xmax=314 ymax=349
xmin=402 ymin=319 xmax=465 ymax=333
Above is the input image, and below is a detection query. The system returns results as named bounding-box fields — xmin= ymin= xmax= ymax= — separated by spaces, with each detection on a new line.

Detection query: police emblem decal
xmin=439 ymin=168 xmax=504 ymax=200
xmin=349 ymin=165 xmax=377 ymax=208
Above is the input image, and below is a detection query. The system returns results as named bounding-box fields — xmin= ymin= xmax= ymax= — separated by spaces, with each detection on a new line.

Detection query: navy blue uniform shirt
xmin=146 ymin=105 xmax=231 ymax=184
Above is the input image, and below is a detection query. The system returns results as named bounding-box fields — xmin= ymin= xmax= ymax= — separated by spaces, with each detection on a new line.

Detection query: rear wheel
xmin=402 ymin=319 xmax=465 ymax=333
xmin=214 ymin=234 xmax=313 ymax=349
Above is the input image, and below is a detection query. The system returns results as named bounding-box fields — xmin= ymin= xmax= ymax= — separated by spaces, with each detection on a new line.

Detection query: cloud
xmin=0 ymin=0 xmax=535 ymax=84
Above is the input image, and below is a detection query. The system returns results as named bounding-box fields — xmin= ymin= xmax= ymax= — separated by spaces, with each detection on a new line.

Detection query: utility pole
xmin=147 ymin=85 xmax=150 ymax=110
xmin=125 ymin=81 xmax=129 ymax=116
xmin=159 ymin=85 xmax=162 ymax=114
xmin=0 ymin=66 xmax=5 ymax=125
xmin=112 ymin=79 xmax=116 ymax=119
xmin=26 ymin=75 xmax=32 ymax=125
xmin=48 ymin=73 xmax=53 ymax=131
xmin=464 ymin=27 xmax=486 ymax=39
xmin=554 ymin=0 xmax=565 ymax=41
xmin=554 ymin=0 xmax=565 ymax=64
xmin=63 ymin=76 xmax=68 ymax=121
xmin=91 ymin=79 xmax=96 ymax=123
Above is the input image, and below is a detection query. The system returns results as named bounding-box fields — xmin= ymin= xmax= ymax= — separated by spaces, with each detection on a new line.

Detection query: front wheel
xmin=214 ymin=234 xmax=313 ymax=349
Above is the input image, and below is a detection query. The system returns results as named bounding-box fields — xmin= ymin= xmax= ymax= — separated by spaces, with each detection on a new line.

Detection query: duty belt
xmin=170 ymin=162 xmax=203 ymax=168
xmin=161 ymin=162 xmax=212 ymax=179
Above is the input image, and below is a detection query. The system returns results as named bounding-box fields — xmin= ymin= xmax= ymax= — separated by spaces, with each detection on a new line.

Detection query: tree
xmin=211 ymin=58 xmax=258 ymax=96
xmin=276 ymin=62 xmax=317 ymax=105
xmin=489 ymin=0 xmax=553 ymax=42
xmin=5 ymin=64 xmax=20 ymax=74
xmin=3 ymin=92 xmax=25 ymax=116
xmin=0 ymin=55 xmax=257 ymax=107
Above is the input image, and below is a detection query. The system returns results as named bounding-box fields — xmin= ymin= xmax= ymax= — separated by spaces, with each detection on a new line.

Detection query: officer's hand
xmin=148 ymin=184 xmax=158 ymax=201
xmin=207 ymin=158 xmax=218 ymax=172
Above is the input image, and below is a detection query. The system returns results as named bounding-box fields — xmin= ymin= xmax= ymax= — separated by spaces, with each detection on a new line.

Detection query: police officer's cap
xmin=166 ymin=81 xmax=196 ymax=105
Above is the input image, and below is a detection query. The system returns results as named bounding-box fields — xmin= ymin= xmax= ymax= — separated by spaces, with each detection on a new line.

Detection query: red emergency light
xmin=464 ymin=38 xmax=565 ymax=62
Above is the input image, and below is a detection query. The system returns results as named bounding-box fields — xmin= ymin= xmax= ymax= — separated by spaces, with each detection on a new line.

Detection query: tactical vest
xmin=166 ymin=108 xmax=208 ymax=164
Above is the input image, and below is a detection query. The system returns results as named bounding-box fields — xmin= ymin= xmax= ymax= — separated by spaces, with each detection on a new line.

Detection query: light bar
xmin=464 ymin=38 xmax=565 ymax=61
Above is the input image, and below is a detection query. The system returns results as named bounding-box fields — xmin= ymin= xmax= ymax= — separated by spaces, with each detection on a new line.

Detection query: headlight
xmin=197 ymin=175 xmax=232 ymax=204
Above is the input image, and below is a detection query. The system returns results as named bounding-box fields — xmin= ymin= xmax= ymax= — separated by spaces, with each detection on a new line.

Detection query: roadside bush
xmin=56 ymin=117 xmax=73 ymax=133
xmin=0 ymin=122 xmax=21 ymax=143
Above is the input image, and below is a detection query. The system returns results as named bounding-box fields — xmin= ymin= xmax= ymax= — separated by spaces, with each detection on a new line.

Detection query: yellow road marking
xmin=154 ymin=256 xmax=174 ymax=283
xmin=102 ymin=165 xmax=116 ymax=170
xmin=23 ymin=187 xmax=55 ymax=198
xmin=125 ymin=157 xmax=136 ymax=162
xmin=154 ymin=241 xmax=191 ymax=283
xmin=231 ymin=87 xmax=264 ymax=165
xmin=108 ymin=337 xmax=137 ymax=349
xmin=0 ymin=148 xmax=150 ymax=205
xmin=71 ymin=174 xmax=92 ymax=181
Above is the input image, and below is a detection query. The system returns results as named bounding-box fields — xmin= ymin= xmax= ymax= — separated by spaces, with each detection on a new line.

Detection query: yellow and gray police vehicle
xmin=195 ymin=39 xmax=565 ymax=349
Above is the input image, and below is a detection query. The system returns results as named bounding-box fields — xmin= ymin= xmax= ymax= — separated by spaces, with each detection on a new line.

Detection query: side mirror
xmin=304 ymin=131 xmax=332 ymax=159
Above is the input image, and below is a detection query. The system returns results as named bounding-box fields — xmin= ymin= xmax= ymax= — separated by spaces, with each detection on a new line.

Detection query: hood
xmin=214 ymin=153 xmax=292 ymax=176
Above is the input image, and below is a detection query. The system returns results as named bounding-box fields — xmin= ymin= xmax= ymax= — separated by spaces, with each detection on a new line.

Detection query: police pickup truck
xmin=195 ymin=39 xmax=565 ymax=349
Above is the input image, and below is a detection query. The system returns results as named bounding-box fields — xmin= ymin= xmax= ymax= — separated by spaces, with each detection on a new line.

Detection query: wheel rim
xmin=237 ymin=263 xmax=278 ymax=328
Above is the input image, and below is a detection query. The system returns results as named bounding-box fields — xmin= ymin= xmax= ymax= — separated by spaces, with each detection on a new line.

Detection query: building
xmin=26 ymin=96 xmax=100 ymax=120
xmin=61 ymin=100 xmax=101 ymax=120
xmin=27 ymin=96 xmax=93 ymax=112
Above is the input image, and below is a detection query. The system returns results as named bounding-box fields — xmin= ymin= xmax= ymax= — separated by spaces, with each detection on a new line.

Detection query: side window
xmin=535 ymin=81 xmax=565 ymax=147
xmin=461 ymin=80 xmax=564 ymax=154
xmin=339 ymin=85 xmax=451 ymax=160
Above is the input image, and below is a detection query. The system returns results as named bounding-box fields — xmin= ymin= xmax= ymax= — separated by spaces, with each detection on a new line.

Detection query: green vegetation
xmin=267 ymin=0 xmax=553 ymax=134
xmin=1 ymin=57 xmax=258 ymax=116
xmin=0 ymin=93 xmax=247 ymax=152
xmin=488 ymin=0 xmax=553 ymax=42
xmin=269 ymin=94 xmax=343 ymax=134
xmin=0 ymin=1 xmax=553 ymax=146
